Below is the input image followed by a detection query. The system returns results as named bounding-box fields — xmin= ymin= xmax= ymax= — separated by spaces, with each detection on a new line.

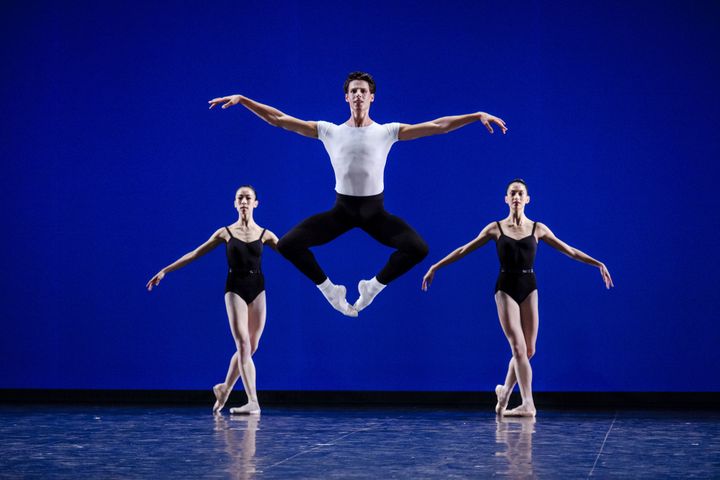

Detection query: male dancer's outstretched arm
xmin=209 ymin=92 xmax=363 ymax=317
xmin=398 ymin=112 xmax=507 ymax=141
xmin=209 ymin=95 xmax=318 ymax=138
xmin=209 ymin=73 xmax=508 ymax=317
xmin=208 ymin=96 xmax=507 ymax=140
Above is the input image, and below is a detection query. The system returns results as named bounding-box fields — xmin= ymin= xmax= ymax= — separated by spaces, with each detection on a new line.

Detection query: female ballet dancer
xmin=147 ymin=185 xmax=279 ymax=415
xmin=422 ymin=179 xmax=613 ymax=416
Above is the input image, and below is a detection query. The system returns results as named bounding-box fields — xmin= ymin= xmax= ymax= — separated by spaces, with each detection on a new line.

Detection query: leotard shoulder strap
xmin=225 ymin=226 xmax=235 ymax=239
xmin=496 ymin=221 xmax=505 ymax=235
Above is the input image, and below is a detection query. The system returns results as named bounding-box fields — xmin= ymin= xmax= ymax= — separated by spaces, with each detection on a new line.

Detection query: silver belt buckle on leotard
xmin=229 ymin=269 xmax=257 ymax=275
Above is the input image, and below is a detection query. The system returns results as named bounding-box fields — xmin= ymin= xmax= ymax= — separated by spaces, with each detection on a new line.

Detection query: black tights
xmin=277 ymin=193 xmax=429 ymax=285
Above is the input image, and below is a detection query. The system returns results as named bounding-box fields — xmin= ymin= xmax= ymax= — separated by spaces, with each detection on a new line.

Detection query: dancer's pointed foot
xmin=229 ymin=401 xmax=261 ymax=415
xmin=353 ymin=277 xmax=386 ymax=312
xmin=503 ymin=404 xmax=536 ymax=417
xmin=319 ymin=282 xmax=358 ymax=317
xmin=213 ymin=383 xmax=230 ymax=413
xmin=495 ymin=384 xmax=510 ymax=414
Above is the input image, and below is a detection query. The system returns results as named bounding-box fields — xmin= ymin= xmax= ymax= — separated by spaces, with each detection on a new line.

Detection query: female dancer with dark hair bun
xmin=147 ymin=185 xmax=279 ymax=415
xmin=422 ymin=179 xmax=613 ymax=416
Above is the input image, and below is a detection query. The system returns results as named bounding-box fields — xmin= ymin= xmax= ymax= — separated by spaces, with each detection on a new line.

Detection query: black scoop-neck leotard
xmin=494 ymin=221 xmax=538 ymax=305
xmin=225 ymin=226 xmax=266 ymax=305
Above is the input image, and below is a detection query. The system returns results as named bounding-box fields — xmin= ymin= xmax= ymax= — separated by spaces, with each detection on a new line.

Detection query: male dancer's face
xmin=345 ymin=80 xmax=374 ymax=114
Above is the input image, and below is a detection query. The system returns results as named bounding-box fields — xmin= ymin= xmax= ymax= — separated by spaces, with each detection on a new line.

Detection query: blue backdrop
xmin=2 ymin=1 xmax=718 ymax=391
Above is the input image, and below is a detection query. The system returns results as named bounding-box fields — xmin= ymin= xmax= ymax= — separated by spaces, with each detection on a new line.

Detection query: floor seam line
xmin=588 ymin=411 xmax=617 ymax=478
xmin=262 ymin=419 xmax=389 ymax=470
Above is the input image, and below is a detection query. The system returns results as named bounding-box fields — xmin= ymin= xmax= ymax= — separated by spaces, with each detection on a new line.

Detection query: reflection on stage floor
xmin=2 ymin=406 xmax=718 ymax=478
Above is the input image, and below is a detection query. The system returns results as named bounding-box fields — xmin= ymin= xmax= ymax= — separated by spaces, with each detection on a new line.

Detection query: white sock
xmin=317 ymin=278 xmax=334 ymax=294
xmin=317 ymin=278 xmax=357 ymax=317
xmin=353 ymin=277 xmax=386 ymax=312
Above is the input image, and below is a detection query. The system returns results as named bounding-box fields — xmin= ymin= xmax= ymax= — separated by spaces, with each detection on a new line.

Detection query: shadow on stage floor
xmin=2 ymin=405 xmax=719 ymax=478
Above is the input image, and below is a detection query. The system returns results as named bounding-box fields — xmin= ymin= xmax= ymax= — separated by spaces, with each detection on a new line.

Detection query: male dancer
xmin=209 ymin=72 xmax=507 ymax=316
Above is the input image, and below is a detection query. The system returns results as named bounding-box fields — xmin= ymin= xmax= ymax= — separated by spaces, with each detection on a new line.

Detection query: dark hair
xmin=236 ymin=184 xmax=258 ymax=200
xmin=506 ymin=178 xmax=528 ymax=194
xmin=343 ymin=71 xmax=376 ymax=94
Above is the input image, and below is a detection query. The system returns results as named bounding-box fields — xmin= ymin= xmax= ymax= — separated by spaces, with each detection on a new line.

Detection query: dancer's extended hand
xmin=421 ymin=268 xmax=436 ymax=291
xmin=599 ymin=263 xmax=614 ymax=289
xmin=146 ymin=271 xmax=165 ymax=291
xmin=208 ymin=95 xmax=242 ymax=110
xmin=478 ymin=112 xmax=507 ymax=134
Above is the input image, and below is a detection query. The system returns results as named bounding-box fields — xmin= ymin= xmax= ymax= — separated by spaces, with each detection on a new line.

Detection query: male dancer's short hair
xmin=343 ymin=72 xmax=376 ymax=94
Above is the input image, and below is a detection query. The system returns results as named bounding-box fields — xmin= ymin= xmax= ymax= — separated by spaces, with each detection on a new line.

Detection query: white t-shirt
xmin=317 ymin=121 xmax=401 ymax=197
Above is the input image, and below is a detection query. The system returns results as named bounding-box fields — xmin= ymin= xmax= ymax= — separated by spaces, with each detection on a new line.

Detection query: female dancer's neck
xmin=235 ymin=215 xmax=255 ymax=228
xmin=507 ymin=211 xmax=526 ymax=226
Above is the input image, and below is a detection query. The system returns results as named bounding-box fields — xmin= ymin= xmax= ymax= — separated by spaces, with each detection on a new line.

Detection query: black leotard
xmin=494 ymin=221 xmax=538 ymax=305
xmin=225 ymin=227 xmax=266 ymax=305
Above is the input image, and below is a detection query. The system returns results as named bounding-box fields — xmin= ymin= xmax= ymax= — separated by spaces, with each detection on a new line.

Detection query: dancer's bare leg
xmin=496 ymin=291 xmax=539 ymax=414
xmin=247 ymin=292 xmax=267 ymax=356
xmin=495 ymin=360 xmax=515 ymax=414
xmin=495 ymin=291 xmax=536 ymax=417
xmin=229 ymin=292 xmax=266 ymax=415
xmin=213 ymin=352 xmax=240 ymax=413
xmin=219 ymin=293 xmax=261 ymax=415
xmin=213 ymin=293 xmax=250 ymax=413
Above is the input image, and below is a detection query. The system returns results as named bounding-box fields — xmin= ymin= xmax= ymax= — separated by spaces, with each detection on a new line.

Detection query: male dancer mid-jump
xmin=209 ymin=72 xmax=507 ymax=316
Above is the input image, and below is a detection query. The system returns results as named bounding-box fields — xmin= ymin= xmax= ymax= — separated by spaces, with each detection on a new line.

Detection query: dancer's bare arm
xmin=262 ymin=230 xmax=280 ymax=251
xmin=422 ymin=222 xmax=498 ymax=291
xmin=398 ymin=112 xmax=507 ymax=141
xmin=537 ymin=223 xmax=614 ymax=289
xmin=146 ymin=228 xmax=226 ymax=291
xmin=208 ymin=94 xmax=318 ymax=138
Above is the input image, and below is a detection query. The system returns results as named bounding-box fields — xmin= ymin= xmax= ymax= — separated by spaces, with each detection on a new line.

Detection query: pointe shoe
xmin=503 ymin=406 xmax=536 ymax=417
xmin=230 ymin=402 xmax=261 ymax=415
xmin=213 ymin=384 xmax=230 ymax=413
xmin=495 ymin=385 xmax=509 ymax=415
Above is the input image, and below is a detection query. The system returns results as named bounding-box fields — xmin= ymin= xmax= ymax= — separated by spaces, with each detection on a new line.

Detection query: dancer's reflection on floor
xmin=214 ymin=413 xmax=260 ymax=479
xmin=495 ymin=415 xmax=536 ymax=478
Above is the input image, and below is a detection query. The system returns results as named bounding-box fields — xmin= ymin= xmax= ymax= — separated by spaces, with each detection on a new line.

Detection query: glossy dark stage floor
xmin=2 ymin=406 xmax=719 ymax=478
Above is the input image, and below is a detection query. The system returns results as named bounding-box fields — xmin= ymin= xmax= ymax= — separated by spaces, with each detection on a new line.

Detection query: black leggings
xmin=277 ymin=193 xmax=429 ymax=285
